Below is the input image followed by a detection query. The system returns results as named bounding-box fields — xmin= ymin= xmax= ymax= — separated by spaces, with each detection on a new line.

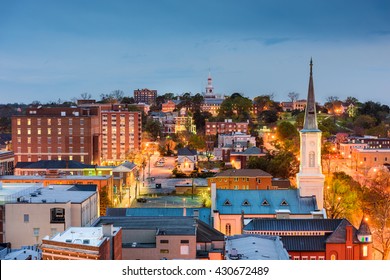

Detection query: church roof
xmin=215 ymin=189 xmax=317 ymax=215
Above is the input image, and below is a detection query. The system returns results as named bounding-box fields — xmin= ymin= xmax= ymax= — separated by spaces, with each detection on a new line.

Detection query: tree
xmin=288 ymin=92 xmax=299 ymax=102
xmin=80 ymin=92 xmax=92 ymax=100
xmin=277 ymin=121 xmax=298 ymax=141
xmin=144 ymin=118 xmax=162 ymax=140
xmin=188 ymin=134 xmax=206 ymax=151
xmin=362 ymin=166 xmax=390 ymax=259
xmin=324 ymin=173 xmax=360 ymax=220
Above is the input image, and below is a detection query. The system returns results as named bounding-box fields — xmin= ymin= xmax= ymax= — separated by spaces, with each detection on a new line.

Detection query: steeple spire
xmin=303 ymin=58 xmax=319 ymax=130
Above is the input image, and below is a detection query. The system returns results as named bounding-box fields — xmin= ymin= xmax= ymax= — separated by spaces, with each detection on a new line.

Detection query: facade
xmin=177 ymin=147 xmax=197 ymax=173
xmin=0 ymin=150 xmax=14 ymax=175
xmin=205 ymin=119 xmax=249 ymax=136
xmin=161 ymin=100 xmax=176 ymax=113
xmin=94 ymin=216 xmax=224 ymax=260
xmin=12 ymin=107 xmax=101 ymax=165
xmin=2 ymin=184 xmax=99 ymax=248
xmin=174 ymin=116 xmax=196 ymax=134
xmin=228 ymin=147 xmax=266 ymax=169
xmin=352 ymin=148 xmax=390 ymax=173
xmin=211 ymin=189 xmax=320 ymax=236
xmin=244 ymin=218 xmax=373 ymax=260
xmin=133 ymin=88 xmax=157 ymax=105
xmin=208 ymin=169 xmax=273 ymax=190
xmin=296 ymin=59 xmax=325 ymax=210
xmin=101 ymin=110 xmax=142 ymax=163
xmin=41 ymin=224 xmax=122 ymax=260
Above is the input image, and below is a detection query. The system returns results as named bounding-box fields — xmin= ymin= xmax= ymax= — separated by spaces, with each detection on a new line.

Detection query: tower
xmin=205 ymin=72 xmax=215 ymax=98
xmin=296 ymin=59 xmax=325 ymax=210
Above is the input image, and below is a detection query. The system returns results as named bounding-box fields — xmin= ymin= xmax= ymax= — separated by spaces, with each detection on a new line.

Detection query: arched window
xmin=225 ymin=224 xmax=232 ymax=236
xmin=309 ymin=151 xmax=315 ymax=167
xmin=330 ymin=251 xmax=338 ymax=260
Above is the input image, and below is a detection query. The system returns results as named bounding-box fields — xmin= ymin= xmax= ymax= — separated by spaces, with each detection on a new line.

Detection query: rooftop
xmin=0 ymin=183 xmax=97 ymax=204
xmin=225 ymin=235 xmax=289 ymax=260
xmin=44 ymin=226 xmax=120 ymax=247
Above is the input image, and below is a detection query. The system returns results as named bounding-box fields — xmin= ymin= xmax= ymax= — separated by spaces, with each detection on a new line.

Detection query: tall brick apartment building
xmin=133 ymin=88 xmax=157 ymax=105
xmin=12 ymin=107 xmax=101 ymax=164
xmin=12 ymin=102 xmax=142 ymax=165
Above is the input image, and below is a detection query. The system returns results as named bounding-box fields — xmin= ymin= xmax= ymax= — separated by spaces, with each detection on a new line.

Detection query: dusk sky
xmin=0 ymin=0 xmax=389 ymax=105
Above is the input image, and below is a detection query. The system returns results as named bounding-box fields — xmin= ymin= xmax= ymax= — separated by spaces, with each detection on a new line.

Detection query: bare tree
xmin=80 ymin=92 xmax=92 ymax=100
xmin=287 ymin=92 xmax=299 ymax=102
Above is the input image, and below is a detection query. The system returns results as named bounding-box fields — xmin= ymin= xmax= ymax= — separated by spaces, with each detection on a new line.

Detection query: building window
xmin=318 ymin=256 xmax=325 ymax=260
xmin=280 ymin=200 xmax=289 ymax=206
xmin=69 ymin=128 xmax=73 ymax=135
xmin=160 ymin=249 xmax=169 ymax=254
xmin=27 ymin=137 xmax=31 ymax=144
xmin=17 ymin=118 xmax=21 ymax=125
xmin=225 ymin=224 xmax=232 ymax=236
xmin=363 ymin=245 xmax=368 ymax=257
xmin=310 ymin=256 xmax=316 ymax=260
xmin=24 ymin=214 xmax=29 ymax=223
xmin=242 ymin=199 xmax=251 ymax=206
xmin=58 ymin=128 xmax=61 ymax=135
xmin=48 ymin=128 xmax=51 ymax=135
xmin=261 ymin=199 xmax=270 ymax=206
xmin=50 ymin=208 xmax=65 ymax=223
xmin=33 ymin=228 xmax=40 ymax=237
xmin=17 ymin=128 xmax=21 ymax=135
xmin=27 ymin=128 xmax=31 ymax=135
xmin=223 ymin=199 xmax=232 ymax=206
xmin=37 ymin=128 xmax=41 ymax=135
xmin=47 ymin=118 xmax=51 ymax=125
xmin=27 ymin=118 xmax=31 ymax=125
xmin=160 ymin=240 xmax=169 ymax=244
xmin=57 ymin=119 xmax=61 ymax=125
xmin=180 ymin=245 xmax=189 ymax=255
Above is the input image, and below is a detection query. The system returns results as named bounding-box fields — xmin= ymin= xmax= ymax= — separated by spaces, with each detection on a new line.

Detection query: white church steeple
xmin=296 ymin=59 xmax=325 ymax=210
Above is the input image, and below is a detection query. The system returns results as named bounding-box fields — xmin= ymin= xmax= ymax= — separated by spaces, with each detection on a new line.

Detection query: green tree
xmin=277 ymin=121 xmax=298 ymax=141
xmin=144 ymin=118 xmax=162 ymax=141
xmin=324 ymin=175 xmax=360 ymax=220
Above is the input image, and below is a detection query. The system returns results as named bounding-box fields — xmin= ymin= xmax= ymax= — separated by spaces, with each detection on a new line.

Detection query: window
xmin=69 ymin=128 xmax=73 ymax=135
xmin=24 ymin=214 xmax=29 ymax=223
xmin=318 ymin=256 xmax=325 ymax=260
xmin=37 ymin=128 xmax=41 ymax=135
xmin=310 ymin=256 xmax=316 ymax=260
xmin=223 ymin=199 xmax=232 ymax=206
xmin=69 ymin=137 xmax=73 ymax=144
xmin=80 ymin=137 xmax=84 ymax=144
xmin=69 ymin=119 xmax=73 ymax=126
xmin=180 ymin=245 xmax=189 ymax=255
xmin=17 ymin=128 xmax=21 ymax=135
xmin=261 ymin=199 xmax=270 ymax=206
xmin=309 ymin=151 xmax=315 ymax=167
xmin=160 ymin=240 xmax=169 ymax=244
xmin=57 ymin=119 xmax=61 ymax=125
xmin=181 ymin=240 xmax=189 ymax=244
xmin=280 ymin=200 xmax=289 ymax=206
xmin=17 ymin=118 xmax=21 ymax=125
xmin=48 ymin=128 xmax=51 ymax=135
xmin=225 ymin=224 xmax=232 ymax=236
xmin=33 ymin=228 xmax=40 ymax=237
xmin=363 ymin=245 xmax=368 ymax=257
xmin=27 ymin=128 xmax=31 ymax=135
xmin=242 ymin=199 xmax=251 ymax=206
xmin=160 ymin=249 xmax=169 ymax=254
xmin=27 ymin=137 xmax=31 ymax=144
xmin=27 ymin=118 xmax=31 ymax=125
xmin=47 ymin=118 xmax=51 ymax=125
xmin=50 ymin=208 xmax=65 ymax=223
xmin=58 ymin=128 xmax=61 ymax=135
xmin=47 ymin=137 xmax=51 ymax=144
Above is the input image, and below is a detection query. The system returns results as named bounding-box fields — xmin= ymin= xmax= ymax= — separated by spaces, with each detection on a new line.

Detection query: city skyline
xmin=0 ymin=0 xmax=389 ymax=105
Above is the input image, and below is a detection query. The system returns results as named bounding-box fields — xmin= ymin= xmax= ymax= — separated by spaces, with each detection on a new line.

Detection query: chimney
xmin=102 ymin=223 xmax=114 ymax=237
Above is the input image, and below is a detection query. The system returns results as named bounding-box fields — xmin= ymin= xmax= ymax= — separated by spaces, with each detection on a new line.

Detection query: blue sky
xmin=0 ymin=0 xmax=389 ymax=105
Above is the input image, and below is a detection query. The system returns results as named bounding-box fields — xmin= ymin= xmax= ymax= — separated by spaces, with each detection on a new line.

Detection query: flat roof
xmin=1 ymin=183 xmax=97 ymax=204
xmin=46 ymin=226 xmax=120 ymax=247
xmin=225 ymin=235 xmax=289 ymax=260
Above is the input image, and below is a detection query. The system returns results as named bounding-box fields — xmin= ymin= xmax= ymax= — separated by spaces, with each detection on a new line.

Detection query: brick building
xmin=101 ymin=110 xmax=142 ymax=163
xmin=41 ymin=224 xmax=122 ymax=260
xmin=12 ymin=107 xmax=100 ymax=165
xmin=0 ymin=150 xmax=14 ymax=175
xmin=244 ymin=218 xmax=373 ymax=260
xmin=133 ymin=88 xmax=157 ymax=105
xmin=205 ymin=119 xmax=249 ymax=136
xmin=161 ymin=100 xmax=176 ymax=113
xmin=208 ymin=169 xmax=273 ymax=190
